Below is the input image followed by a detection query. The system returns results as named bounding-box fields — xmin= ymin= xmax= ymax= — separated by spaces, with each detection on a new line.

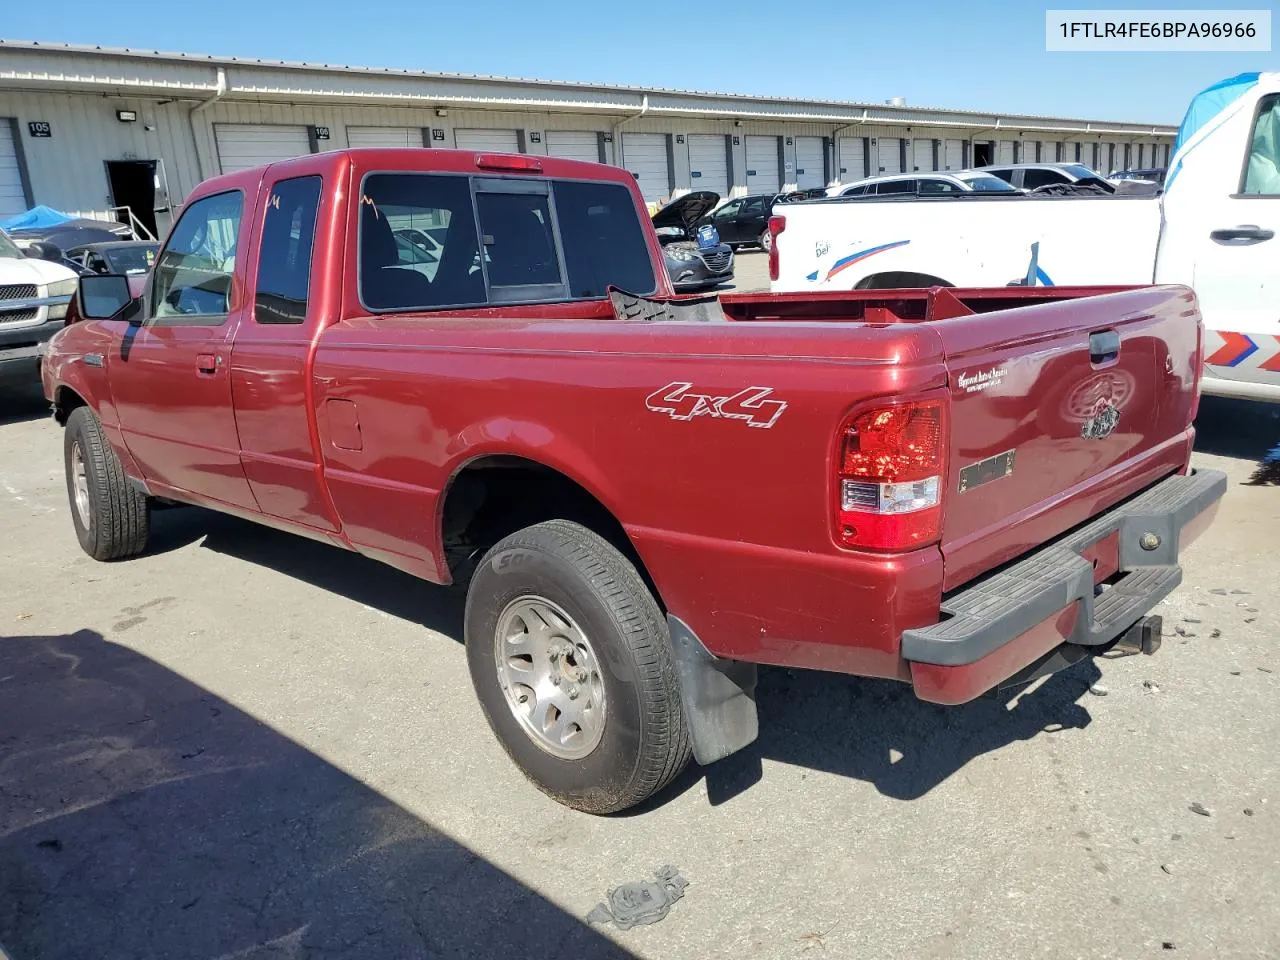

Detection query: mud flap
xmin=666 ymin=615 xmax=758 ymax=765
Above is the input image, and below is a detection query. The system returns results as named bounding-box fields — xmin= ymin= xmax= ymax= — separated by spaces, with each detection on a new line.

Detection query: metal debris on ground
xmin=1189 ymin=802 xmax=1212 ymax=817
xmin=1175 ymin=625 xmax=1196 ymax=637
xmin=587 ymin=865 xmax=689 ymax=930
xmin=1211 ymin=629 xmax=1222 ymax=638
xmin=1210 ymin=588 xmax=1228 ymax=595
xmin=1244 ymin=808 xmax=1255 ymax=817
xmin=1161 ymin=863 xmax=1174 ymax=875
xmin=1088 ymin=683 xmax=1109 ymax=697
xmin=1143 ymin=680 xmax=1160 ymax=693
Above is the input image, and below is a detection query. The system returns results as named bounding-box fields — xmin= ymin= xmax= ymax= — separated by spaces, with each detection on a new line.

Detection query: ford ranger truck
xmin=41 ymin=148 xmax=1225 ymax=813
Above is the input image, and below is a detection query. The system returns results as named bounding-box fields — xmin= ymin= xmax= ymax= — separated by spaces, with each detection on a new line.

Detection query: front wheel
xmin=758 ymin=229 xmax=772 ymax=253
xmin=464 ymin=520 xmax=691 ymax=814
xmin=64 ymin=406 xmax=150 ymax=561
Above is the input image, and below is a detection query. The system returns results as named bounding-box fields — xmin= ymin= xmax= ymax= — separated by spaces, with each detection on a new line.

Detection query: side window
xmin=918 ymin=179 xmax=959 ymax=195
xmin=359 ymin=173 xmax=484 ymax=311
xmin=553 ymin=180 xmax=657 ymax=298
xmin=742 ymin=198 xmax=766 ymax=216
xmin=987 ymin=168 xmax=1014 ymax=183
xmin=475 ymin=189 xmax=563 ymax=297
xmin=713 ymin=199 xmax=742 ymax=219
xmin=151 ymin=190 xmax=244 ymax=322
xmin=1023 ymin=169 xmax=1068 ymax=189
xmin=255 ymin=176 xmax=322 ymax=324
xmin=877 ymin=179 xmax=914 ymax=195
xmin=1242 ymin=95 xmax=1280 ymax=196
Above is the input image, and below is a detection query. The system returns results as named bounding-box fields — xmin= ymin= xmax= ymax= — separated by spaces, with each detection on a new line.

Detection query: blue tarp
xmin=1172 ymin=72 xmax=1260 ymax=155
xmin=0 ymin=205 xmax=76 ymax=232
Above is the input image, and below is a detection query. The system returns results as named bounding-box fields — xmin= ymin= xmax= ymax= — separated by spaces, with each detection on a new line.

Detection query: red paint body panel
xmin=41 ymin=148 xmax=1211 ymax=705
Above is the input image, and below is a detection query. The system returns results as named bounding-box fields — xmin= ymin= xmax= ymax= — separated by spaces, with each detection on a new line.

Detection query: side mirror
xmin=24 ymin=240 xmax=64 ymax=262
xmin=77 ymin=274 xmax=135 ymax=321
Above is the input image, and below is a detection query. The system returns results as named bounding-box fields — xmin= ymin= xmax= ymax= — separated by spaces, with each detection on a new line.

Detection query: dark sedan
xmin=64 ymin=240 xmax=160 ymax=277
xmin=652 ymin=191 xmax=734 ymax=291
xmin=698 ymin=193 xmax=778 ymax=251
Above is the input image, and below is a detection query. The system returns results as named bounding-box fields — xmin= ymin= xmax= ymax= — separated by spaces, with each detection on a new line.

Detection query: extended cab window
xmin=1243 ymin=95 xmax=1280 ymax=195
xmin=151 ymin=190 xmax=243 ymax=321
xmin=475 ymin=188 xmax=564 ymax=300
xmin=359 ymin=173 xmax=484 ymax=311
xmin=256 ymin=176 xmax=321 ymax=324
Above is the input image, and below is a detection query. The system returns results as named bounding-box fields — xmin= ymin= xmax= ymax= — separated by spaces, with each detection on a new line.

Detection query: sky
xmin=3 ymin=1 xmax=1277 ymax=124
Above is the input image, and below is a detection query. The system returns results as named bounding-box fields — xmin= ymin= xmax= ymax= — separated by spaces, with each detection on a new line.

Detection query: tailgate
xmin=933 ymin=286 xmax=1201 ymax=591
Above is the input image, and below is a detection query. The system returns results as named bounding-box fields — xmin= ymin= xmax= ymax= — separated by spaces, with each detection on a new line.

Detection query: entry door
xmin=109 ymin=186 xmax=259 ymax=510
xmin=1180 ymin=94 xmax=1280 ymax=363
xmin=106 ymin=160 xmax=158 ymax=239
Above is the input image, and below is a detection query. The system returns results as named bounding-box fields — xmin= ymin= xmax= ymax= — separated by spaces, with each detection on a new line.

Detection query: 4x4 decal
xmin=645 ymin=382 xmax=787 ymax=429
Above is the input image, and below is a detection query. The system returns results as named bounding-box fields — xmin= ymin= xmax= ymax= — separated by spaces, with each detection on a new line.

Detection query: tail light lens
xmin=768 ymin=215 xmax=785 ymax=281
xmin=836 ymin=399 xmax=946 ymax=551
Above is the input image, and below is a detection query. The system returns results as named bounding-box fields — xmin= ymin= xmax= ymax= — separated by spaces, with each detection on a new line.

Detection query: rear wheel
xmin=464 ymin=520 xmax=690 ymax=813
xmin=758 ymin=229 xmax=772 ymax=252
xmin=64 ymin=406 xmax=149 ymax=561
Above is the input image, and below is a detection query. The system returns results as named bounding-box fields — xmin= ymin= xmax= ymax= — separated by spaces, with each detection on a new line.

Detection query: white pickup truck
xmin=771 ymin=72 xmax=1280 ymax=402
xmin=0 ymin=229 xmax=78 ymax=383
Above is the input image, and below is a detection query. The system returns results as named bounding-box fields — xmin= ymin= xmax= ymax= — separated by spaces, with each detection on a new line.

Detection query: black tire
xmin=465 ymin=520 xmax=691 ymax=814
xmin=64 ymin=406 xmax=150 ymax=561
xmin=758 ymin=229 xmax=772 ymax=252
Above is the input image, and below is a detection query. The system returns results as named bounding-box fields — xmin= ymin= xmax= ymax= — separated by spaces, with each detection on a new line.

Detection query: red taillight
xmin=835 ymin=399 xmax=946 ymax=551
xmin=474 ymin=153 xmax=543 ymax=173
xmin=768 ymin=215 xmax=785 ymax=281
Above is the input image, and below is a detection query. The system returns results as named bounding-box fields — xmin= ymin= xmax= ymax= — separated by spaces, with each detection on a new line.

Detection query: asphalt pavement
xmin=1 ymin=343 xmax=1279 ymax=959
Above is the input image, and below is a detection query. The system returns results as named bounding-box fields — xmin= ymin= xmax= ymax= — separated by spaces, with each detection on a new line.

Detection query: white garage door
xmin=996 ymin=140 xmax=1016 ymax=165
xmin=347 ymin=126 xmax=422 ymax=149
xmin=875 ymin=138 xmax=901 ymax=175
xmin=909 ymin=139 xmax=933 ymax=172
xmin=622 ymin=133 xmax=670 ymax=202
xmin=455 ymin=129 xmax=521 ymax=153
xmin=942 ymin=139 xmax=964 ymax=170
xmin=215 ymin=124 xmax=312 ymax=174
xmin=688 ymin=134 xmax=729 ymax=196
xmin=745 ymin=136 xmax=780 ymax=193
xmin=546 ymin=131 xmax=600 ymax=163
xmin=794 ymin=136 xmax=825 ymax=189
xmin=0 ymin=122 xmax=26 ymax=217
xmin=837 ymin=137 xmax=866 ymax=181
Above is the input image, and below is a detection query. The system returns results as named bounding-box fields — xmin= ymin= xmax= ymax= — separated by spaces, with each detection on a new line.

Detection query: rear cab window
xmin=358 ymin=173 xmax=656 ymax=312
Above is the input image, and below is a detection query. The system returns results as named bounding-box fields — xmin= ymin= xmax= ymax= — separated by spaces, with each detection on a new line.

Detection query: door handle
xmin=196 ymin=353 xmax=218 ymax=375
xmin=1210 ymin=225 xmax=1275 ymax=245
xmin=1089 ymin=329 xmax=1120 ymax=364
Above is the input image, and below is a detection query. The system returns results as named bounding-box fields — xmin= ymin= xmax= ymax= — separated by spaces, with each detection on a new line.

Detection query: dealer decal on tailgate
xmin=645 ymin=382 xmax=788 ymax=429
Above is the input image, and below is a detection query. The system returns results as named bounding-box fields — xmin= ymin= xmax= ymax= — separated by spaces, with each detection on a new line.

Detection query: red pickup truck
xmin=42 ymin=148 xmax=1225 ymax=813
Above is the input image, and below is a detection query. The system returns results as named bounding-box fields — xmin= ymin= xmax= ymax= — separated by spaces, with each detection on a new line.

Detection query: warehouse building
xmin=0 ymin=40 xmax=1177 ymax=236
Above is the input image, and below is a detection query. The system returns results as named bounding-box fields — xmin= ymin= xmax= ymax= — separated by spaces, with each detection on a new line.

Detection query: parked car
xmin=44 ymin=147 xmax=1222 ymax=814
xmin=1111 ymin=167 xmax=1168 ymax=185
xmin=770 ymin=71 xmax=1280 ymax=403
xmin=777 ymin=188 xmax=829 ymax=202
xmin=0 ymin=228 xmax=78 ymax=383
xmin=652 ymin=191 xmax=734 ymax=290
xmin=978 ymin=162 xmax=1115 ymax=193
xmin=700 ymin=193 xmax=778 ymax=250
xmin=826 ymin=171 xmax=1020 ymax=197
xmin=64 ymin=240 xmax=160 ymax=277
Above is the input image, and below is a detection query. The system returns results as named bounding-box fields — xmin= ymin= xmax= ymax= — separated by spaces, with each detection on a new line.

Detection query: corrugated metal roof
xmin=0 ymin=39 xmax=1178 ymax=134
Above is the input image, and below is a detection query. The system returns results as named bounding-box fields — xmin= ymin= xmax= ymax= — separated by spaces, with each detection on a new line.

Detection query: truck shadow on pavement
xmin=0 ymin=630 xmax=635 ymax=960
xmin=1193 ymin=395 xmax=1280 ymax=462
xmin=144 ymin=507 xmax=1102 ymax=811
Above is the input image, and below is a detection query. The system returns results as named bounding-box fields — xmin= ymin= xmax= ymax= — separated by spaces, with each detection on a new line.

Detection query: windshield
xmin=0 ymin=231 xmax=21 ymax=259
xmin=1062 ymin=163 xmax=1099 ymax=179
xmin=956 ymin=173 xmax=1017 ymax=192
xmin=104 ymin=243 xmax=160 ymax=275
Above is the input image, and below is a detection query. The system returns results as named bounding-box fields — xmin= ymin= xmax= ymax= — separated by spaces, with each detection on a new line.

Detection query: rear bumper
xmin=903 ymin=468 xmax=1226 ymax=704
